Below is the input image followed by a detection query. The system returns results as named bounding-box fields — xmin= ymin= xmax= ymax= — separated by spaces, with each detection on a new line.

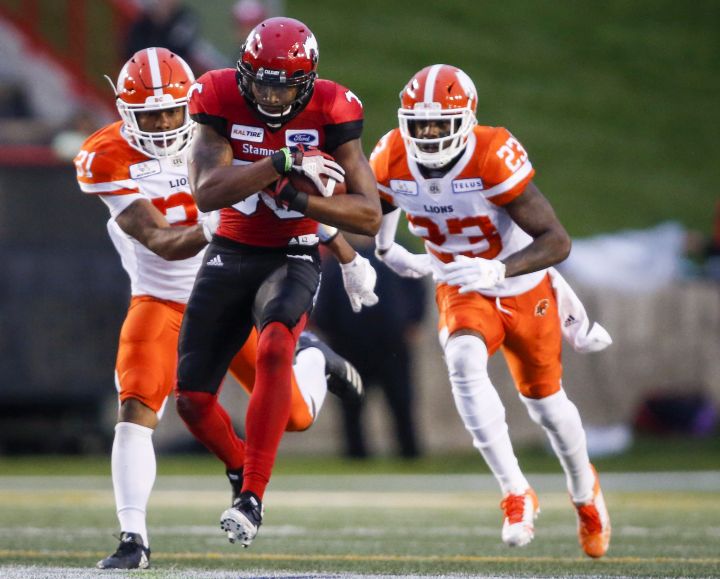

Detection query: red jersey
xmin=189 ymin=69 xmax=364 ymax=247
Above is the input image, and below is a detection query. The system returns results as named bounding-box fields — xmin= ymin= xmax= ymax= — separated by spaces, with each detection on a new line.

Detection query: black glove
xmin=265 ymin=177 xmax=309 ymax=213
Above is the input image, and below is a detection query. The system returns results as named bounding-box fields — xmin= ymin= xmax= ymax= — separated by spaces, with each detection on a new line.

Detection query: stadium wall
xmin=1 ymin=165 xmax=718 ymax=455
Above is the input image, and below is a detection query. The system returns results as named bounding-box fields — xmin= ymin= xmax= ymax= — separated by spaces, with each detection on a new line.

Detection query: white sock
xmin=293 ymin=347 xmax=327 ymax=421
xmin=445 ymin=335 xmax=529 ymax=495
xmin=520 ymin=389 xmax=595 ymax=502
xmin=112 ymin=422 xmax=156 ymax=546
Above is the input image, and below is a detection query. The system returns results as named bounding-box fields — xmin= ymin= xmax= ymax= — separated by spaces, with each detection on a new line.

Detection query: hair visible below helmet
xmin=398 ymin=64 xmax=478 ymax=168
xmin=113 ymin=47 xmax=195 ymax=159
xmin=236 ymin=16 xmax=318 ymax=126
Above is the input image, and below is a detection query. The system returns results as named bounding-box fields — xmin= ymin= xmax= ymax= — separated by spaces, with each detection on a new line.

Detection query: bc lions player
xmin=370 ymin=64 xmax=611 ymax=558
xmin=175 ymin=17 xmax=381 ymax=547
xmin=75 ymin=47 xmax=373 ymax=568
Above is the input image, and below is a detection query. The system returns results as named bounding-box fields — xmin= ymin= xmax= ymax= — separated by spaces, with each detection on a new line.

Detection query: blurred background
xmin=0 ymin=0 xmax=718 ymax=463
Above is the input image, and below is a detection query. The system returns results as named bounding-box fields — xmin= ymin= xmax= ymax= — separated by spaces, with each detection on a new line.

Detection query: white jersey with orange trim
xmin=370 ymin=125 xmax=546 ymax=297
xmin=74 ymin=121 xmax=205 ymax=303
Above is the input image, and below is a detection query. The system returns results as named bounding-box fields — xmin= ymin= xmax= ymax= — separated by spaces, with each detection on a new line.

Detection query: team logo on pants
xmin=534 ymin=299 xmax=550 ymax=317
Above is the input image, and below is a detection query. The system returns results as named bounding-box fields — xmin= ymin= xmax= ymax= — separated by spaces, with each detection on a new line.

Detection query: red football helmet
xmin=112 ymin=47 xmax=195 ymax=159
xmin=398 ymin=64 xmax=478 ymax=168
xmin=236 ymin=17 xmax=319 ymax=126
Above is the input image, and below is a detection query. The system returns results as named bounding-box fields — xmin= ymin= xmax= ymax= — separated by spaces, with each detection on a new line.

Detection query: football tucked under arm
xmin=288 ymin=170 xmax=347 ymax=197
xmin=290 ymin=147 xmax=346 ymax=197
xmin=265 ymin=147 xmax=346 ymax=212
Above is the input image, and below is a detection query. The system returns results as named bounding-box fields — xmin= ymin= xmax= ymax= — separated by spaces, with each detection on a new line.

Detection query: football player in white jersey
xmin=369 ymin=64 xmax=611 ymax=558
xmin=74 ymin=47 xmax=376 ymax=569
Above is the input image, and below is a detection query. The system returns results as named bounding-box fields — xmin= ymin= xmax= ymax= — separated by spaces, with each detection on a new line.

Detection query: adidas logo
xmin=564 ymin=314 xmax=578 ymax=327
xmin=207 ymin=255 xmax=224 ymax=267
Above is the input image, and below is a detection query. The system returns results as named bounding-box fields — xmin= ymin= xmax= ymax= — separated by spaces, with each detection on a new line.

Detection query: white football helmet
xmin=112 ymin=47 xmax=195 ymax=159
xmin=398 ymin=64 xmax=478 ymax=168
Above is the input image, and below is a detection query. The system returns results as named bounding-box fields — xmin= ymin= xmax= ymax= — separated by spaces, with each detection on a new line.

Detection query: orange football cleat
xmin=500 ymin=487 xmax=539 ymax=547
xmin=574 ymin=465 xmax=611 ymax=558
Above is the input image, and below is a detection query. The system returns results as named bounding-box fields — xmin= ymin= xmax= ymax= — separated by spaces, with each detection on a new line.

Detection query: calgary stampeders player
xmin=75 ymin=46 xmax=369 ymax=570
xmin=370 ymin=64 xmax=611 ymax=558
xmin=175 ymin=17 xmax=381 ymax=548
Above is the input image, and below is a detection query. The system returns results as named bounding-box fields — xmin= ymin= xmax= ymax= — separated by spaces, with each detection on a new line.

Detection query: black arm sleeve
xmin=190 ymin=113 xmax=227 ymax=137
xmin=381 ymin=197 xmax=398 ymax=215
xmin=323 ymin=120 xmax=363 ymax=154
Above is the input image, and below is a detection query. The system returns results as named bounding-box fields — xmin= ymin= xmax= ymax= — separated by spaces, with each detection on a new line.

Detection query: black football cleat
xmin=296 ymin=331 xmax=364 ymax=402
xmin=96 ymin=531 xmax=150 ymax=569
xmin=220 ymin=491 xmax=264 ymax=548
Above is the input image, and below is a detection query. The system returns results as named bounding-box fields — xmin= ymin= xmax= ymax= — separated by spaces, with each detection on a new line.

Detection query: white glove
xmin=201 ymin=210 xmax=221 ymax=242
xmin=293 ymin=149 xmax=345 ymax=197
xmin=375 ymin=243 xmax=432 ymax=279
xmin=441 ymin=255 xmax=506 ymax=293
xmin=340 ymin=253 xmax=379 ymax=313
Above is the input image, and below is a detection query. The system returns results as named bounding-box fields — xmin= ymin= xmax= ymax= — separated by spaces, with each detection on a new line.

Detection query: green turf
xmin=0 ymin=472 xmax=718 ymax=577
xmin=1 ymin=435 xmax=717 ymax=476
xmin=186 ymin=0 xmax=720 ymax=239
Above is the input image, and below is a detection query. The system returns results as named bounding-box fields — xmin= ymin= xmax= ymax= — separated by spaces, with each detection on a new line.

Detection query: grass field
xmin=1 ymin=446 xmax=718 ymax=578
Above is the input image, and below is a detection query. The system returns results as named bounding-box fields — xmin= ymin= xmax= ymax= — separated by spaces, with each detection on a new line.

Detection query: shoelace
xmin=577 ymin=504 xmax=602 ymax=534
xmin=233 ymin=498 xmax=263 ymax=525
xmin=500 ymin=494 xmax=528 ymax=524
xmin=109 ymin=538 xmax=142 ymax=558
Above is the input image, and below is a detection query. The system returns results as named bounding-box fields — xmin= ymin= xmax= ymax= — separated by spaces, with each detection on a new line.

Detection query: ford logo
xmin=289 ymin=133 xmax=315 ymax=143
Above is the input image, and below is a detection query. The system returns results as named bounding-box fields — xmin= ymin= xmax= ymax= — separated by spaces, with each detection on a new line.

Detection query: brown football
xmin=288 ymin=170 xmax=346 ymax=197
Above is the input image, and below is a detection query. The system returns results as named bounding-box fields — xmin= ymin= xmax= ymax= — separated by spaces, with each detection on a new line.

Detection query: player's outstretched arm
xmin=375 ymin=207 xmax=432 ymax=279
xmin=114 ymin=199 xmax=211 ymax=261
xmin=189 ymin=124 xmax=282 ymax=212
xmin=320 ymin=229 xmax=379 ymax=312
xmin=302 ymin=139 xmax=382 ymax=236
xmin=501 ymin=181 xmax=572 ymax=277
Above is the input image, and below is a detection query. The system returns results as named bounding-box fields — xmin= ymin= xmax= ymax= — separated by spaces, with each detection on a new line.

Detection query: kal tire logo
xmin=231 ymin=124 xmax=265 ymax=142
xmin=285 ymin=129 xmax=319 ymax=147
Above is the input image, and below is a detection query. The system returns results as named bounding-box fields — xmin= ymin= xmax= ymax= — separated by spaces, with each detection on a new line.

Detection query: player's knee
xmin=176 ymin=390 xmax=216 ymax=425
xmin=285 ymin=413 xmax=313 ymax=432
xmin=445 ymin=334 xmax=489 ymax=381
xmin=518 ymin=379 xmax=561 ymax=400
xmin=118 ymin=367 xmax=166 ymax=412
xmin=118 ymin=398 xmax=158 ymax=425
xmin=257 ymin=322 xmax=294 ymax=367
xmin=520 ymin=388 xmax=574 ymax=429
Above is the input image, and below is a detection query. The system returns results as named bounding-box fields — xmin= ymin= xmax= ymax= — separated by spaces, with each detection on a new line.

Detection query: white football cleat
xmin=500 ymin=488 xmax=539 ymax=547
xmin=220 ymin=491 xmax=264 ymax=548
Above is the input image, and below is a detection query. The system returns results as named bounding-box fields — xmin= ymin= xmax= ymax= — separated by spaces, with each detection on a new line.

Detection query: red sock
xmin=243 ymin=322 xmax=296 ymax=499
xmin=176 ymin=391 xmax=245 ymax=470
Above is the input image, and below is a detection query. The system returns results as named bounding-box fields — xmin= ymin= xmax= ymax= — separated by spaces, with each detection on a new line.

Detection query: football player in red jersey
xmin=175 ymin=17 xmax=381 ymax=547
xmin=369 ymin=64 xmax=611 ymax=558
xmin=75 ymin=47 xmax=375 ymax=568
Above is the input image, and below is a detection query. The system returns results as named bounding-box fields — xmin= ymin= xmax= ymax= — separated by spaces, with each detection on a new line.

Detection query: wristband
xmin=270 ymin=147 xmax=293 ymax=175
xmin=317 ymin=224 xmax=339 ymax=245
xmin=276 ymin=181 xmax=309 ymax=213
